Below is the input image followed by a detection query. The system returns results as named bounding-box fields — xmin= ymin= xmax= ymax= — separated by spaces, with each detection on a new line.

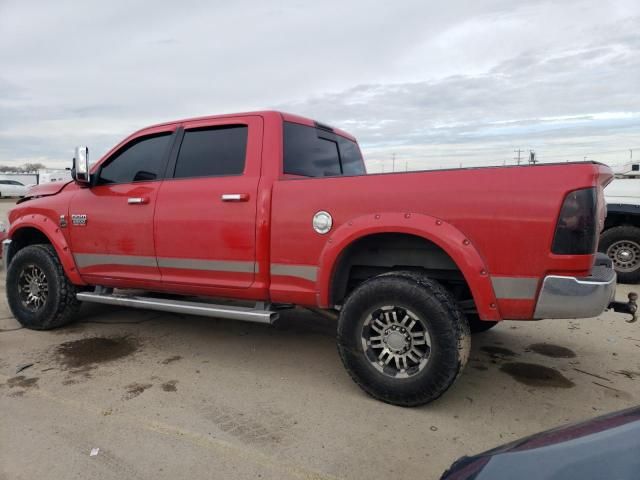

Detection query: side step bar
xmin=76 ymin=292 xmax=279 ymax=324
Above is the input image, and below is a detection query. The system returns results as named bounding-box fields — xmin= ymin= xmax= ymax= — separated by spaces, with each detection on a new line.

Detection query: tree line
xmin=0 ymin=163 xmax=47 ymax=173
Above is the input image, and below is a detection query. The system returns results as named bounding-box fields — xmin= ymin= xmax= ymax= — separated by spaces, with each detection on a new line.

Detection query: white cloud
xmin=0 ymin=0 xmax=638 ymax=170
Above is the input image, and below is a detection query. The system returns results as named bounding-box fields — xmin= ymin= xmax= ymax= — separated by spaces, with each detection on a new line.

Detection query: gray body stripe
xmin=74 ymin=254 xmax=255 ymax=273
xmin=270 ymin=264 xmax=318 ymax=282
xmin=158 ymin=258 xmax=256 ymax=273
xmin=73 ymin=254 xmax=315 ymax=282
xmin=74 ymin=253 xmax=157 ymax=269
xmin=491 ymin=276 xmax=539 ymax=300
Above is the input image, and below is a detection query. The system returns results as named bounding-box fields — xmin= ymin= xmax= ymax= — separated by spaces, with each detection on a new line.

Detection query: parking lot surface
xmin=1 ymin=198 xmax=639 ymax=479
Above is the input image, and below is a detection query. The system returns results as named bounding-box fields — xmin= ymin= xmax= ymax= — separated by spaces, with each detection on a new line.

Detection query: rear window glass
xmin=174 ymin=125 xmax=248 ymax=178
xmin=283 ymin=122 xmax=365 ymax=177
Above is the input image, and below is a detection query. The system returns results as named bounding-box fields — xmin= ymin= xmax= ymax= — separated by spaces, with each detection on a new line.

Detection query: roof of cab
xmin=137 ymin=110 xmax=357 ymax=142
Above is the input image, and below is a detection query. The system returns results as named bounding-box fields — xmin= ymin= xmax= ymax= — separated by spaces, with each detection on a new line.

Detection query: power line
xmin=514 ymin=149 xmax=523 ymax=165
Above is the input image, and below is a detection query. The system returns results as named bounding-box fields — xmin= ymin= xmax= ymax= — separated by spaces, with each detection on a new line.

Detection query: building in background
xmin=0 ymin=168 xmax=72 ymax=186
xmin=0 ymin=173 xmax=38 ymax=186
xmin=614 ymin=162 xmax=640 ymax=178
xmin=37 ymin=168 xmax=72 ymax=184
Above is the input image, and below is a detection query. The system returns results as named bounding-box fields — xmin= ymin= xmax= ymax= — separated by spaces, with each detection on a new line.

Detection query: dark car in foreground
xmin=441 ymin=406 xmax=640 ymax=479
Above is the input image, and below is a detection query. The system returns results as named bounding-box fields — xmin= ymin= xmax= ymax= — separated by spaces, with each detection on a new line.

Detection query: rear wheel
xmin=6 ymin=244 xmax=81 ymax=330
xmin=337 ymin=271 xmax=470 ymax=406
xmin=599 ymin=226 xmax=640 ymax=284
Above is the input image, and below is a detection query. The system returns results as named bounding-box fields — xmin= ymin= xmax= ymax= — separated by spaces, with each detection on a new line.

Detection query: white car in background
xmin=0 ymin=180 xmax=33 ymax=198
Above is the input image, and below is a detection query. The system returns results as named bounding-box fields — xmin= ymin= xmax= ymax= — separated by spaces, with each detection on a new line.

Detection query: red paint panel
xmin=496 ymin=299 xmax=537 ymax=319
xmin=68 ymin=182 xmax=162 ymax=283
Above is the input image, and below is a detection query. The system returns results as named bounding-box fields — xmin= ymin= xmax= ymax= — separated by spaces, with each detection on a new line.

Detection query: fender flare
xmin=316 ymin=212 xmax=500 ymax=321
xmin=8 ymin=215 xmax=86 ymax=286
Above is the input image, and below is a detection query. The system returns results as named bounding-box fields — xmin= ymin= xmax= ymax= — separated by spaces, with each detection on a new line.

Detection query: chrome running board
xmin=77 ymin=291 xmax=279 ymax=324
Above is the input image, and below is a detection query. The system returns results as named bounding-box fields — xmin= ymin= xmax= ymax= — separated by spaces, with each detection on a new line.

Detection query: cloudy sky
xmin=1 ymin=0 xmax=638 ymax=172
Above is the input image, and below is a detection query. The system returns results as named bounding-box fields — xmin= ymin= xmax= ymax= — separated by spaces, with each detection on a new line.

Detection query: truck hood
xmin=21 ymin=180 xmax=73 ymax=201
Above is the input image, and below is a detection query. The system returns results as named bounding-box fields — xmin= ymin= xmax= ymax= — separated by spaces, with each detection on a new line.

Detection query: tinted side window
xmin=337 ymin=137 xmax=366 ymax=175
xmin=283 ymin=122 xmax=365 ymax=177
xmin=98 ymin=133 xmax=172 ymax=185
xmin=284 ymin=123 xmax=340 ymax=177
xmin=174 ymin=126 xmax=247 ymax=178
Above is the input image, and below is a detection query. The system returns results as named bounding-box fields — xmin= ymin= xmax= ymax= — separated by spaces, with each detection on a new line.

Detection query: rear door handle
xmin=128 ymin=197 xmax=149 ymax=205
xmin=221 ymin=193 xmax=249 ymax=202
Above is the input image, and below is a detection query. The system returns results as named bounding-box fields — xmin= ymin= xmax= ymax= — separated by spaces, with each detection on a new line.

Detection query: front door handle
xmin=128 ymin=197 xmax=149 ymax=205
xmin=221 ymin=193 xmax=249 ymax=202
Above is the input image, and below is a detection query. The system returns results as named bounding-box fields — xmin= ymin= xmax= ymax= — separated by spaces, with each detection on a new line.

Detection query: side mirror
xmin=73 ymin=146 xmax=90 ymax=185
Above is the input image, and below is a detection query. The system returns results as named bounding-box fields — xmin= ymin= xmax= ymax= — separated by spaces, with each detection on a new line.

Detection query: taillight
xmin=551 ymin=187 xmax=598 ymax=255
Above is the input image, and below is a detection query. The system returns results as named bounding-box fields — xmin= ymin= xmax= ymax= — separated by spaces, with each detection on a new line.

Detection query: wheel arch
xmin=317 ymin=212 xmax=500 ymax=321
xmin=8 ymin=216 xmax=85 ymax=285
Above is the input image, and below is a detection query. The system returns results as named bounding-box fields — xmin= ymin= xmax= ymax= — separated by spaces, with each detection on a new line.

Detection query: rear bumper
xmin=533 ymin=255 xmax=616 ymax=319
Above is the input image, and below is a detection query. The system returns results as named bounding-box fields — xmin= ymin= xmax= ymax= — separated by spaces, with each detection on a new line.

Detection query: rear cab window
xmin=283 ymin=121 xmax=366 ymax=177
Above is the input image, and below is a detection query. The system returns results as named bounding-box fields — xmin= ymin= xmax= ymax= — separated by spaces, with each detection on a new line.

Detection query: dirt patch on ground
xmin=161 ymin=355 xmax=182 ymax=365
xmin=161 ymin=380 xmax=178 ymax=392
xmin=480 ymin=346 xmax=517 ymax=359
xmin=2 ymin=376 xmax=39 ymax=397
xmin=54 ymin=336 xmax=139 ymax=370
xmin=123 ymin=382 xmax=153 ymax=400
xmin=6 ymin=376 xmax=39 ymax=389
xmin=528 ymin=343 xmax=576 ymax=358
xmin=207 ymin=404 xmax=298 ymax=447
xmin=500 ymin=362 xmax=575 ymax=388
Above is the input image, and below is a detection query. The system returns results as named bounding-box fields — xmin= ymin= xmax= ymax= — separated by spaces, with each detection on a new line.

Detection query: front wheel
xmin=6 ymin=244 xmax=81 ymax=330
xmin=337 ymin=272 xmax=470 ymax=407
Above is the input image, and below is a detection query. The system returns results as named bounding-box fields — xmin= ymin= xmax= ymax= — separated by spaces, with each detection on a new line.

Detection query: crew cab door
xmin=154 ymin=116 xmax=262 ymax=290
xmin=68 ymin=127 xmax=176 ymax=285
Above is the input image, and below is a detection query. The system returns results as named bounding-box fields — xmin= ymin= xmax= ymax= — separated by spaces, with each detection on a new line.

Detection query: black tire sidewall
xmin=337 ymin=274 xmax=468 ymax=405
xmin=7 ymin=246 xmax=65 ymax=329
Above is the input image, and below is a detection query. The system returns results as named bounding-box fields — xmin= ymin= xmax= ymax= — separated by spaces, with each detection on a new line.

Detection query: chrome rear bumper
xmin=533 ymin=255 xmax=616 ymax=319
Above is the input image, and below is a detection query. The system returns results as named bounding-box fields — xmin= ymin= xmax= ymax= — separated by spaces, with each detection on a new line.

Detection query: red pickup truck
xmin=3 ymin=111 xmax=636 ymax=406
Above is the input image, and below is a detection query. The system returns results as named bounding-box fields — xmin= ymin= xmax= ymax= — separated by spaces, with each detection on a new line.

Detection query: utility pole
xmin=392 ymin=152 xmax=396 ymax=172
xmin=514 ymin=149 xmax=523 ymax=165
xmin=631 ymin=149 xmax=634 ymax=160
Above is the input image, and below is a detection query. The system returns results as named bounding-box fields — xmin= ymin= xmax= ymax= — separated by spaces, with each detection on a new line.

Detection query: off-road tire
xmin=337 ymin=271 xmax=470 ymax=407
xmin=6 ymin=244 xmax=81 ymax=330
xmin=599 ymin=226 xmax=640 ymax=284
xmin=466 ymin=314 xmax=499 ymax=333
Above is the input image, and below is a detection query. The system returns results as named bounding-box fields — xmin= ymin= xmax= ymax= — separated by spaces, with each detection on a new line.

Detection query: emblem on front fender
xmin=71 ymin=214 xmax=87 ymax=226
